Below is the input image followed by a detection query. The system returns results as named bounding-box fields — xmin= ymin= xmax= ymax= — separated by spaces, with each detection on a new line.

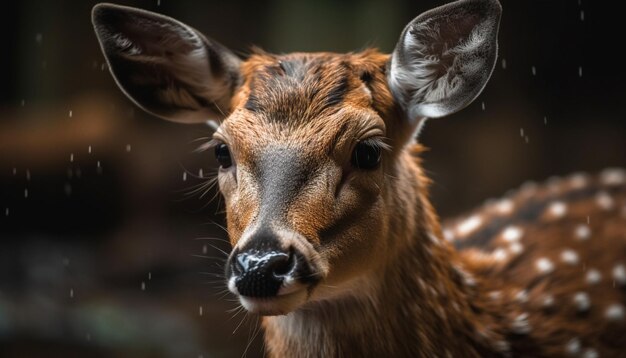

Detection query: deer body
xmin=92 ymin=0 xmax=626 ymax=356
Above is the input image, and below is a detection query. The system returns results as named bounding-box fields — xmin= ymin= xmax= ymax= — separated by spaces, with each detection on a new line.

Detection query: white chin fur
xmin=239 ymin=290 xmax=308 ymax=316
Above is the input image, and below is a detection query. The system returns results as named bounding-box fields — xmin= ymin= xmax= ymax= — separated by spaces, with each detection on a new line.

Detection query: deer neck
xmin=263 ymin=148 xmax=508 ymax=358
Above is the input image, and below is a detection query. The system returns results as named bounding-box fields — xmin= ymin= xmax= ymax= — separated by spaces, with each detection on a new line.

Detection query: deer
xmin=91 ymin=0 xmax=626 ymax=356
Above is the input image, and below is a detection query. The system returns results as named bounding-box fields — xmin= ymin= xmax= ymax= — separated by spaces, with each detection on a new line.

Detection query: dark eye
xmin=215 ymin=143 xmax=233 ymax=168
xmin=351 ymin=140 xmax=381 ymax=170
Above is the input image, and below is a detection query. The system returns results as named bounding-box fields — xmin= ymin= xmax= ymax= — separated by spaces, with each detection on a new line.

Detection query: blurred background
xmin=0 ymin=0 xmax=624 ymax=357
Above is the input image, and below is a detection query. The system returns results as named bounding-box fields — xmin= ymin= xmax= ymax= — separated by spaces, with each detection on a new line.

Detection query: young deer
xmin=92 ymin=0 xmax=626 ymax=356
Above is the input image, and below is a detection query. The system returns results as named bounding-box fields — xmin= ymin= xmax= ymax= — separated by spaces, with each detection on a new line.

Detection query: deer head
xmin=92 ymin=0 xmax=501 ymax=315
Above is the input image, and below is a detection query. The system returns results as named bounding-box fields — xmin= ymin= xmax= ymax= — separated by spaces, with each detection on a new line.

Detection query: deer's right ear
xmin=388 ymin=0 xmax=501 ymax=125
xmin=92 ymin=3 xmax=241 ymax=124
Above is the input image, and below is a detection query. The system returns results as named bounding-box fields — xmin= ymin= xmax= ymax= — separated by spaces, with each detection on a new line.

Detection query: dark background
xmin=0 ymin=0 xmax=624 ymax=357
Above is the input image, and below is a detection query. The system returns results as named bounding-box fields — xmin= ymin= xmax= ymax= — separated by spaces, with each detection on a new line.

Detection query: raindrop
xmin=88 ymin=145 xmax=92 ymax=154
xmin=157 ymin=0 xmax=161 ymax=5
xmin=20 ymin=99 xmax=25 ymax=107
xmin=199 ymin=306 xmax=203 ymax=316
xmin=531 ymin=66 xmax=536 ymax=76
xmin=544 ymin=116 xmax=548 ymax=125
xmin=26 ymin=169 xmax=31 ymax=181
xmin=520 ymin=128 xmax=524 ymax=137
xmin=578 ymin=66 xmax=583 ymax=77
xmin=524 ymin=136 xmax=529 ymax=144
xmin=70 ymin=153 xmax=74 ymax=162
xmin=202 ymin=244 xmax=208 ymax=254
xmin=35 ymin=33 xmax=43 ymax=44
xmin=199 ymin=168 xmax=204 ymax=178
xmin=69 ymin=110 xmax=73 ymax=118
xmin=64 ymin=183 xmax=72 ymax=196
xmin=481 ymin=102 xmax=485 ymax=111
xmin=100 ymin=63 xmax=106 ymax=71
xmin=70 ymin=288 xmax=74 ymax=298
xmin=141 ymin=281 xmax=146 ymax=291
xmin=97 ymin=161 xmax=103 ymax=175
xmin=24 ymin=188 xmax=29 ymax=198
xmin=183 ymin=172 xmax=187 ymax=181
xmin=148 ymin=272 xmax=152 ymax=280
xmin=126 ymin=144 xmax=132 ymax=152
xmin=5 ymin=208 xmax=9 ymax=217
xmin=501 ymin=58 xmax=506 ymax=70
xmin=580 ymin=10 xmax=585 ymax=21
xmin=12 ymin=167 xmax=17 ymax=175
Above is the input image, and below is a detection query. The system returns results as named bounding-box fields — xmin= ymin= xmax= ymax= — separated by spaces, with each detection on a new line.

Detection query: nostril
xmin=272 ymin=249 xmax=296 ymax=277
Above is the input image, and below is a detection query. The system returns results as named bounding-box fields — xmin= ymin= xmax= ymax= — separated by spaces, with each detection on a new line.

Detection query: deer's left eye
xmin=351 ymin=141 xmax=381 ymax=170
xmin=215 ymin=143 xmax=233 ymax=168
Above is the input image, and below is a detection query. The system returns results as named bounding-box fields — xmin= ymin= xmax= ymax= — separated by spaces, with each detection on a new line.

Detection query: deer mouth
xmin=237 ymin=288 xmax=310 ymax=316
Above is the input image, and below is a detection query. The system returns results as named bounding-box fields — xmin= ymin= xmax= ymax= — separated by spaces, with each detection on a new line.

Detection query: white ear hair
xmin=388 ymin=0 xmax=501 ymax=125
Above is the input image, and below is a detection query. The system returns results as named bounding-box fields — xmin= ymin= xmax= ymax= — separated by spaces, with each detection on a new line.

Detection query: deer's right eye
xmin=215 ymin=143 xmax=233 ymax=168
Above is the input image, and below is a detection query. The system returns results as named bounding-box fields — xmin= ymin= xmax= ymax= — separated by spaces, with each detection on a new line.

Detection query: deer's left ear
xmin=92 ymin=3 xmax=241 ymax=124
xmin=388 ymin=0 xmax=501 ymax=123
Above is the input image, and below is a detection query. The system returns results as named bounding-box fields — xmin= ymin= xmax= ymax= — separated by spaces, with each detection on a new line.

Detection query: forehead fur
xmin=236 ymin=49 xmax=393 ymax=127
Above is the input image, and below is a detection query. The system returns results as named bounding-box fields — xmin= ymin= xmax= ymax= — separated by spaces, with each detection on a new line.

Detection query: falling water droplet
xmin=501 ymin=58 xmax=506 ymax=70
xmin=580 ymin=10 xmax=585 ymax=21
xmin=199 ymin=168 xmax=204 ymax=178
xmin=26 ymin=169 xmax=31 ymax=181
xmin=88 ymin=145 xmax=92 ymax=154
xmin=12 ymin=167 xmax=17 ymax=175
xmin=199 ymin=306 xmax=203 ymax=316
xmin=531 ymin=66 xmax=536 ymax=76
xmin=578 ymin=66 xmax=583 ymax=77
xmin=70 ymin=288 xmax=74 ymax=298
xmin=183 ymin=172 xmax=187 ymax=181
xmin=70 ymin=153 xmax=74 ymax=162
xmin=24 ymin=189 xmax=28 ymax=198
xmin=69 ymin=110 xmax=73 ymax=118
xmin=544 ymin=116 xmax=548 ymax=125
xmin=35 ymin=33 xmax=43 ymax=44
xmin=5 ymin=208 xmax=9 ymax=217
xmin=481 ymin=102 xmax=485 ymax=111
xmin=126 ymin=144 xmax=132 ymax=152
xmin=148 ymin=272 xmax=152 ymax=280
xmin=97 ymin=161 xmax=103 ymax=175
xmin=64 ymin=183 xmax=72 ymax=196
xmin=202 ymin=244 xmax=208 ymax=254
xmin=157 ymin=0 xmax=161 ymax=5
xmin=520 ymin=128 xmax=524 ymax=137
xmin=525 ymin=136 xmax=529 ymax=144
xmin=20 ymin=99 xmax=25 ymax=107
xmin=141 ymin=281 xmax=146 ymax=291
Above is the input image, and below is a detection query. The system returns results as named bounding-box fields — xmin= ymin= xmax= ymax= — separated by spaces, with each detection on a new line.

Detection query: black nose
xmin=231 ymin=247 xmax=296 ymax=298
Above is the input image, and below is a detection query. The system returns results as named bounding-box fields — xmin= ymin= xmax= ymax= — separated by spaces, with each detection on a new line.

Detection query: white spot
xmin=582 ymin=348 xmax=598 ymax=358
xmin=4 ymin=208 xmax=8 ymax=217
xmin=531 ymin=66 xmax=537 ymax=76
xmin=199 ymin=168 xmax=204 ymax=178
xmin=509 ymin=242 xmax=524 ymax=255
xmin=199 ymin=305 xmax=203 ymax=316
xmin=511 ymin=312 xmax=531 ymax=334
xmin=536 ymin=257 xmax=555 ymax=274
xmin=481 ymin=102 xmax=485 ymax=111
xmin=489 ymin=291 xmax=502 ymax=300
xmin=69 ymin=110 xmax=73 ymax=118
xmin=456 ymin=215 xmax=482 ymax=236
xmin=605 ymin=304 xmax=625 ymax=321
xmin=141 ymin=281 xmax=146 ymax=291
xmin=35 ymin=33 xmax=43 ymax=44
xmin=560 ymin=249 xmax=579 ymax=266
xmin=494 ymin=199 xmax=514 ymax=214
xmin=70 ymin=153 xmax=74 ymax=162
xmin=585 ymin=269 xmax=602 ymax=285
xmin=573 ymin=292 xmax=591 ymax=312
xmin=578 ymin=66 xmax=583 ymax=78
xmin=580 ymin=10 xmax=585 ymax=21
xmin=183 ymin=172 xmax=188 ymax=181
xmin=443 ymin=229 xmax=455 ymax=242
xmin=595 ymin=191 xmax=614 ymax=210
xmin=613 ymin=264 xmax=626 ymax=286
xmin=600 ymin=168 xmax=626 ymax=185
xmin=569 ymin=173 xmax=589 ymax=189
xmin=501 ymin=58 xmax=507 ymax=69
xmin=565 ymin=338 xmax=581 ymax=355
xmin=493 ymin=248 xmax=509 ymax=262
xmin=502 ymin=226 xmax=523 ymax=242
xmin=24 ymin=188 xmax=28 ymax=198
xmin=541 ymin=294 xmax=555 ymax=308
xmin=575 ymin=224 xmax=591 ymax=241
xmin=547 ymin=201 xmax=567 ymax=219
xmin=515 ymin=290 xmax=529 ymax=303
xmin=70 ymin=288 xmax=74 ymax=298
xmin=126 ymin=144 xmax=132 ymax=152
